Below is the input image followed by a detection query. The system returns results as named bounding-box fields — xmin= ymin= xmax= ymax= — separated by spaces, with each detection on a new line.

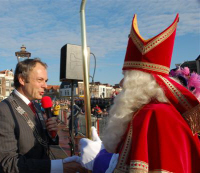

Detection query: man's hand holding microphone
xmin=41 ymin=96 xmax=87 ymax=172
xmin=41 ymin=96 xmax=58 ymax=139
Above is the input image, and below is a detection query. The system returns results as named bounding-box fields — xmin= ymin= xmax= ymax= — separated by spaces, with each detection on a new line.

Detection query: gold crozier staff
xmin=80 ymin=0 xmax=92 ymax=140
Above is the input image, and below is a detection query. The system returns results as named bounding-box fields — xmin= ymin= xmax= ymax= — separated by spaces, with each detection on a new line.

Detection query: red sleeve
xmin=115 ymin=103 xmax=200 ymax=173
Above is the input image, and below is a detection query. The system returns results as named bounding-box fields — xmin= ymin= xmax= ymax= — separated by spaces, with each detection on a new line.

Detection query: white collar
xmin=14 ymin=89 xmax=30 ymax=105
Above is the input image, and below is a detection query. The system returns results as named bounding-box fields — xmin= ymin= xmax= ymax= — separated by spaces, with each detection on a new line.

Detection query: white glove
xmin=63 ymin=126 xmax=104 ymax=170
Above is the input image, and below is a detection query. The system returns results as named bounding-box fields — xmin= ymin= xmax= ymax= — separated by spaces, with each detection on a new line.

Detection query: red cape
xmin=115 ymin=102 xmax=200 ymax=173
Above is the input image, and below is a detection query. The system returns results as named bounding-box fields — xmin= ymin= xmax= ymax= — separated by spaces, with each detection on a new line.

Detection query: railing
xmin=78 ymin=115 xmax=108 ymax=139
xmin=59 ymin=109 xmax=108 ymax=139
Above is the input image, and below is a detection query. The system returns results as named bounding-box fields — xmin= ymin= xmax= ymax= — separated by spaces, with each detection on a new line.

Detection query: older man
xmin=0 ymin=58 xmax=85 ymax=173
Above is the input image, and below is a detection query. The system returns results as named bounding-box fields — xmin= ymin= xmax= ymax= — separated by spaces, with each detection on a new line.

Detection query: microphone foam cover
xmin=41 ymin=96 xmax=53 ymax=108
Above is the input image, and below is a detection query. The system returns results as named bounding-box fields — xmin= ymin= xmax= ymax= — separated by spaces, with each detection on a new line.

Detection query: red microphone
xmin=41 ymin=96 xmax=57 ymax=138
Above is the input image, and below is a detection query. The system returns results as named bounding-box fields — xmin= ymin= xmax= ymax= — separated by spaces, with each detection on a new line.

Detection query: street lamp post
xmin=89 ymin=75 xmax=95 ymax=98
xmin=90 ymin=52 xmax=96 ymax=84
xmin=90 ymin=52 xmax=96 ymax=98
xmin=15 ymin=45 xmax=31 ymax=62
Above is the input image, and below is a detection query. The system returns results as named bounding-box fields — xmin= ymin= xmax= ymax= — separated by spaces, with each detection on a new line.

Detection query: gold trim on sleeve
xmin=130 ymin=160 xmax=148 ymax=172
xmin=114 ymin=121 xmax=133 ymax=172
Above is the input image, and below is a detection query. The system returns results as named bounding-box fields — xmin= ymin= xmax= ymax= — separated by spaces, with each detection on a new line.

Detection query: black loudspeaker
xmin=60 ymin=44 xmax=90 ymax=81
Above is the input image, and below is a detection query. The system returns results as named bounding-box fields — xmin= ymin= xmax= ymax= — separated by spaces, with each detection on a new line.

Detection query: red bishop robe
xmin=114 ymin=102 xmax=200 ymax=173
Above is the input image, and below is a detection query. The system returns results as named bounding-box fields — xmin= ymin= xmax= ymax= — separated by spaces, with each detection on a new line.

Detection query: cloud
xmin=0 ymin=0 xmax=199 ymax=85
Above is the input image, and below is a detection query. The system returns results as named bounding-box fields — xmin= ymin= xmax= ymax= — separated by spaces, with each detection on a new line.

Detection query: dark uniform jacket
xmin=0 ymin=92 xmax=58 ymax=173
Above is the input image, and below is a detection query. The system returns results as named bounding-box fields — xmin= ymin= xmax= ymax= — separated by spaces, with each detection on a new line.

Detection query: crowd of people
xmin=50 ymin=99 xmax=110 ymax=119
xmin=0 ymin=13 xmax=199 ymax=173
xmin=38 ymin=99 xmax=109 ymax=137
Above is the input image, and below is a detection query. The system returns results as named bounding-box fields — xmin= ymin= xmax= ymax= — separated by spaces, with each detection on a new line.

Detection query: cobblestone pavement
xmin=56 ymin=123 xmax=89 ymax=173
xmin=57 ymin=123 xmax=71 ymax=156
xmin=58 ymin=123 xmax=83 ymax=156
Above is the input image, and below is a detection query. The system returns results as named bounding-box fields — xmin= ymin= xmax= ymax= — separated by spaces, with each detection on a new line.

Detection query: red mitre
xmin=123 ymin=14 xmax=200 ymax=135
xmin=123 ymin=14 xmax=179 ymax=76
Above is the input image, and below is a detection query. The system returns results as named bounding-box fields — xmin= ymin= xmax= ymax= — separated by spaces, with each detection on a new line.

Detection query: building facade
xmin=44 ymin=85 xmax=60 ymax=100
xmin=59 ymin=81 xmax=79 ymax=98
xmin=0 ymin=70 xmax=14 ymax=101
xmin=59 ymin=81 xmax=121 ymax=99
xmin=176 ymin=55 xmax=200 ymax=74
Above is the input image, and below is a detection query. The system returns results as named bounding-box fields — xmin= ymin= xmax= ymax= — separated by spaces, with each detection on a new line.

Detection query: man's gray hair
xmin=14 ymin=58 xmax=47 ymax=89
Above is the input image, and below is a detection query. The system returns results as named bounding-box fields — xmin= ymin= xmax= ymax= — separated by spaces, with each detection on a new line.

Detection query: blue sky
xmin=0 ymin=0 xmax=199 ymax=86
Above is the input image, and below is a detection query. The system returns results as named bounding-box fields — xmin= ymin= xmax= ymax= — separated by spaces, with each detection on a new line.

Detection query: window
xmin=6 ymin=81 xmax=9 ymax=87
xmin=0 ymin=87 xmax=2 ymax=94
xmin=0 ymin=79 xmax=2 ymax=85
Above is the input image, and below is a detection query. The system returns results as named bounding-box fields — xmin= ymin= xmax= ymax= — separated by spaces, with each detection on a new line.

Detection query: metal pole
xmin=80 ymin=0 xmax=92 ymax=139
xmin=70 ymin=80 xmax=75 ymax=155
xmin=90 ymin=52 xmax=96 ymax=84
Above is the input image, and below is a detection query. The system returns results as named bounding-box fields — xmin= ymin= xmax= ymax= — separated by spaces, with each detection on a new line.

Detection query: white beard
xmin=102 ymin=90 xmax=136 ymax=153
xmin=102 ymin=70 xmax=168 ymax=153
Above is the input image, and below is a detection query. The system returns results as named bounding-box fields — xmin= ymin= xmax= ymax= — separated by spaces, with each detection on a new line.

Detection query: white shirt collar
xmin=14 ymin=89 xmax=30 ymax=105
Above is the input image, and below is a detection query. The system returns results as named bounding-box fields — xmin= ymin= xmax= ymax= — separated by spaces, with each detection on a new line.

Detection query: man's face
xmin=19 ymin=63 xmax=48 ymax=100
